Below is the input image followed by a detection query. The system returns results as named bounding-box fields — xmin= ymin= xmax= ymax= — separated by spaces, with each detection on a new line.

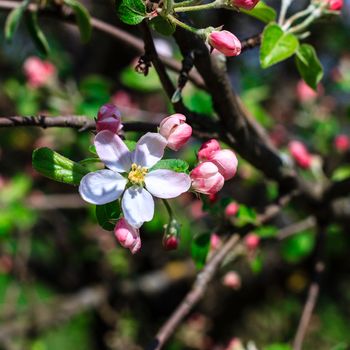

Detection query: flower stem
xmin=173 ymin=0 xmax=203 ymax=9
xmin=288 ymin=8 xmax=322 ymax=34
xmin=282 ymin=5 xmax=314 ymax=30
xmin=166 ymin=14 xmax=200 ymax=34
xmin=162 ymin=199 xmax=174 ymax=220
xmin=174 ymin=1 xmax=219 ymax=12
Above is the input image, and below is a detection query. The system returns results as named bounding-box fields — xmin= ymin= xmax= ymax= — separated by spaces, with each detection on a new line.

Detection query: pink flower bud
xmin=23 ymin=56 xmax=55 ymax=88
xmin=288 ymin=140 xmax=313 ymax=169
xmin=222 ymin=271 xmax=241 ymax=290
xmin=296 ymin=80 xmax=323 ymax=103
xmin=325 ymin=0 xmax=343 ymax=10
xmin=114 ymin=218 xmax=141 ymax=254
xmin=232 ymin=0 xmax=260 ymax=10
xmin=96 ymin=104 xmax=122 ymax=134
xmin=334 ymin=134 xmax=350 ymax=152
xmin=208 ymin=149 xmax=238 ymax=180
xmin=198 ymin=139 xmax=221 ymax=161
xmin=225 ymin=202 xmax=239 ymax=217
xmin=163 ymin=235 xmax=179 ymax=250
xmin=190 ymin=162 xmax=225 ymax=195
xmin=208 ymin=31 xmax=241 ymax=57
xmin=244 ymin=233 xmax=260 ymax=250
xmin=226 ymin=338 xmax=244 ymax=350
xmin=159 ymin=114 xmax=192 ymax=151
xmin=210 ymin=233 xmax=222 ymax=250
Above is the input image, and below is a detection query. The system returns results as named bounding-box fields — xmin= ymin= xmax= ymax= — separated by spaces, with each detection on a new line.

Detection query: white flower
xmin=79 ymin=130 xmax=191 ymax=228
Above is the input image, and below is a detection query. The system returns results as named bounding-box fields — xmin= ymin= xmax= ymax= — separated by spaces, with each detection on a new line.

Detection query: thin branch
xmin=277 ymin=216 xmax=316 ymax=240
xmin=293 ymin=224 xmax=326 ymax=350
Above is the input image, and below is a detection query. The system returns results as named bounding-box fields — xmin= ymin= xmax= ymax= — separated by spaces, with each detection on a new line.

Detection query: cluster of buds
xmin=191 ymin=139 xmax=238 ymax=195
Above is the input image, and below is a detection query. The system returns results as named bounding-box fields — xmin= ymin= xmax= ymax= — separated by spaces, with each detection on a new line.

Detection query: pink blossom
xmin=296 ymin=80 xmax=322 ymax=103
xmin=159 ymin=114 xmax=192 ymax=151
xmin=114 ymin=218 xmax=141 ymax=254
xmin=111 ymin=90 xmax=138 ymax=110
xmin=225 ymin=202 xmax=239 ymax=217
xmin=210 ymin=233 xmax=222 ymax=250
xmin=288 ymin=140 xmax=313 ymax=169
xmin=325 ymin=0 xmax=343 ymax=10
xmin=222 ymin=271 xmax=241 ymax=290
xmin=96 ymin=104 xmax=122 ymax=134
xmin=190 ymin=162 xmax=225 ymax=195
xmin=198 ymin=139 xmax=221 ymax=161
xmin=334 ymin=134 xmax=350 ymax=152
xmin=244 ymin=233 xmax=260 ymax=250
xmin=23 ymin=56 xmax=55 ymax=88
xmin=208 ymin=31 xmax=241 ymax=57
xmin=225 ymin=338 xmax=244 ymax=350
xmin=232 ymin=0 xmax=260 ymax=10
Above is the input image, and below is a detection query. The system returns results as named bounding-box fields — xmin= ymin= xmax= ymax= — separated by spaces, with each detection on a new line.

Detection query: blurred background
xmin=0 ymin=0 xmax=350 ymax=349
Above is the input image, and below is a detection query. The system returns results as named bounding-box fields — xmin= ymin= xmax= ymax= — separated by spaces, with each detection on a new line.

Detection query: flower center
xmin=128 ymin=163 xmax=148 ymax=185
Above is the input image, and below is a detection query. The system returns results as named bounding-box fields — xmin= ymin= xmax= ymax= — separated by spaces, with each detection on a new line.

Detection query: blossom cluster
xmin=78 ymin=105 xmax=238 ymax=254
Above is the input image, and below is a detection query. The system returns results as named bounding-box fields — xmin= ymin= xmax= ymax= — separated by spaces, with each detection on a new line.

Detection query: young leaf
xmin=150 ymin=17 xmax=176 ymax=36
xmin=25 ymin=12 xmax=50 ymax=56
xmin=295 ymin=44 xmax=323 ymax=90
xmin=240 ymin=1 xmax=277 ymax=23
xmin=235 ymin=205 xmax=258 ymax=227
xmin=5 ymin=3 xmax=27 ymax=42
xmin=32 ymin=147 xmax=89 ymax=185
xmin=96 ymin=201 xmax=121 ymax=231
xmin=150 ymin=159 xmax=189 ymax=173
xmin=260 ymin=23 xmax=299 ymax=68
xmin=116 ymin=0 xmax=147 ymax=25
xmin=63 ymin=0 xmax=92 ymax=42
xmin=191 ymin=233 xmax=211 ymax=269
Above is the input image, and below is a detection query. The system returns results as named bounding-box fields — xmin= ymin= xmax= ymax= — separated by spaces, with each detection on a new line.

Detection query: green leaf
xmin=281 ymin=231 xmax=315 ymax=263
xmin=150 ymin=16 xmax=175 ymax=36
xmin=264 ymin=344 xmax=292 ymax=350
xmin=260 ymin=23 xmax=299 ymax=68
xmin=255 ymin=225 xmax=278 ymax=238
xmin=25 ymin=12 xmax=50 ymax=56
xmin=235 ymin=205 xmax=258 ymax=227
xmin=96 ymin=201 xmax=121 ymax=231
xmin=295 ymin=44 xmax=324 ymax=90
xmin=32 ymin=147 xmax=89 ymax=185
xmin=240 ymin=1 xmax=277 ymax=23
xmin=150 ymin=159 xmax=189 ymax=173
xmin=5 ymin=3 xmax=27 ymax=42
xmin=331 ymin=165 xmax=350 ymax=181
xmin=63 ymin=0 xmax=92 ymax=42
xmin=191 ymin=233 xmax=211 ymax=269
xmin=116 ymin=0 xmax=147 ymax=25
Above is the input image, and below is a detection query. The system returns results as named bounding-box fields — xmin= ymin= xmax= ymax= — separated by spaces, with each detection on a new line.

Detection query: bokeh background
xmin=0 ymin=0 xmax=350 ymax=349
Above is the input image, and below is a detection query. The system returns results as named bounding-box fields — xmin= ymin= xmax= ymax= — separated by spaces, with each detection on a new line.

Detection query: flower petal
xmin=145 ymin=169 xmax=191 ymax=199
xmin=122 ymin=186 xmax=154 ymax=228
xmin=133 ymin=132 xmax=167 ymax=168
xmin=95 ymin=130 xmax=131 ymax=172
xmin=79 ymin=169 xmax=127 ymax=205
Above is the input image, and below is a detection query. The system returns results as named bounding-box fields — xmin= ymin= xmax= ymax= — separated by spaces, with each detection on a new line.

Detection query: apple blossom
xmin=198 ymin=140 xmax=238 ymax=180
xmin=334 ymin=134 xmax=350 ymax=152
xmin=225 ymin=202 xmax=239 ymax=217
xmin=232 ymin=0 xmax=259 ymax=10
xmin=23 ymin=56 xmax=56 ymax=88
xmin=325 ymin=0 xmax=343 ymax=10
xmin=208 ymin=31 xmax=241 ymax=57
xmin=159 ymin=114 xmax=192 ymax=151
xmin=114 ymin=218 xmax=141 ymax=254
xmin=244 ymin=233 xmax=260 ymax=250
xmin=190 ymin=161 xmax=225 ymax=195
xmin=79 ymin=130 xmax=191 ymax=229
xmin=96 ymin=104 xmax=122 ymax=134
xmin=288 ymin=140 xmax=313 ymax=169
xmin=222 ymin=271 xmax=241 ymax=290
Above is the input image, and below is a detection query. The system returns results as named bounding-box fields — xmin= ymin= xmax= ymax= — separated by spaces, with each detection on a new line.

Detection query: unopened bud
xmin=163 ymin=219 xmax=181 ymax=251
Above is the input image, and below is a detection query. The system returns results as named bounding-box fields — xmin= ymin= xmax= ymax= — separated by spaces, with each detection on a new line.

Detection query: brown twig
xmin=293 ymin=224 xmax=326 ymax=350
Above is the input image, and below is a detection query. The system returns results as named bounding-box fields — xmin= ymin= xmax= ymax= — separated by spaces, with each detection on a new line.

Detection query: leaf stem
xmin=174 ymin=1 xmax=219 ymax=12
xmin=173 ymin=0 xmax=203 ymax=8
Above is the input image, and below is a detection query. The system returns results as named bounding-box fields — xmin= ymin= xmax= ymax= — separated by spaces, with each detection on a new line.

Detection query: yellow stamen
xmin=128 ymin=163 xmax=148 ymax=185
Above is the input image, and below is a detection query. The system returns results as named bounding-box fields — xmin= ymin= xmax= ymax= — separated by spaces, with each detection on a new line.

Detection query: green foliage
xmin=4 ymin=0 xmax=30 ymax=42
xmin=95 ymin=201 xmax=121 ymax=231
xmin=295 ymin=44 xmax=323 ymax=90
xmin=331 ymin=165 xmax=350 ymax=181
xmin=255 ymin=225 xmax=278 ymax=238
xmin=32 ymin=147 xmax=89 ymax=185
xmin=260 ymin=23 xmax=299 ymax=68
xmin=150 ymin=159 xmax=189 ymax=173
xmin=235 ymin=205 xmax=258 ymax=227
xmin=191 ymin=233 xmax=211 ymax=269
xmin=281 ymin=230 xmax=315 ymax=263
xmin=120 ymin=66 xmax=162 ymax=92
xmin=25 ymin=12 xmax=50 ymax=56
xmin=124 ymin=140 xmax=137 ymax=151
xmin=150 ymin=17 xmax=176 ymax=36
xmin=183 ymin=89 xmax=214 ymax=115
xmin=240 ymin=1 xmax=277 ymax=23
xmin=63 ymin=0 xmax=92 ymax=42
xmin=263 ymin=344 xmax=292 ymax=350
xmin=116 ymin=0 xmax=147 ymax=25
